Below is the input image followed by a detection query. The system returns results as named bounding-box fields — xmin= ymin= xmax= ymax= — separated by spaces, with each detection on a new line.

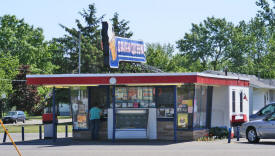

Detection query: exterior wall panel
xmin=211 ymin=86 xmax=229 ymax=128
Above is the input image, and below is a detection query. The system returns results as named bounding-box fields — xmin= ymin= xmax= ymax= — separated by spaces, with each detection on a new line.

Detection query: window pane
xmin=240 ymin=92 xmax=243 ymax=113
xmin=156 ymin=87 xmax=174 ymax=118
xmin=116 ymin=109 xmax=148 ymax=129
xmin=71 ymin=87 xmax=88 ymax=129
xmin=232 ymin=91 xmax=235 ymax=113
xmin=90 ymin=87 xmax=109 ymax=118
xmin=177 ymin=85 xmax=194 ymax=129
xmin=193 ymin=86 xmax=207 ymax=128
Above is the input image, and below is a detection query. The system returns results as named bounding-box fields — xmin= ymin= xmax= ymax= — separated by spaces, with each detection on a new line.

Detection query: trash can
xmin=42 ymin=113 xmax=58 ymax=139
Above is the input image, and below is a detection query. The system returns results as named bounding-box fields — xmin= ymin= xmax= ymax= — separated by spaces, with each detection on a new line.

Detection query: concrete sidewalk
xmin=1 ymin=138 xmax=275 ymax=156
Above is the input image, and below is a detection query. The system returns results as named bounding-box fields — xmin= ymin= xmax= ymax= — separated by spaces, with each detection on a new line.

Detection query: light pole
xmin=78 ymin=32 xmax=81 ymax=74
xmin=1 ymin=94 xmax=6 ymax=118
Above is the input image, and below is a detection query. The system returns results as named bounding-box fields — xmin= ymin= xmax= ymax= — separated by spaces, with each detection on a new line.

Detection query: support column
xmin=112 ymin=86 xmax=116 ymax=142
xmin=52 ymin=87 xmax=56 ymax=142
xmin=173 ymin=86 xmax=177 ymax=142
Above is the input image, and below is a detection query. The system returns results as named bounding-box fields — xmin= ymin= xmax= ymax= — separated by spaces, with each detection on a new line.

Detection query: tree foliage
xmin=10 ymin=65 xmax=42 ymax=114
xmin=145 ymin=43 xmax=173 ymax=71
xmin=0 ymin=54 xmax=19 ymax=96
xmin=111 ymin=12 xmax=133 ymax=38
xmin=176 ymin=17 xmax=234 ymax=71
xmin=0 ymin=15 xmax=56 ymax=74
xmin=175 ymin=0 xmax=275 ymax=78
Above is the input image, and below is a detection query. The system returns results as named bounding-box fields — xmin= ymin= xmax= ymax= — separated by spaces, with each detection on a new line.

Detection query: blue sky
xmin=0 ymin=0 xmax=262 ymax=45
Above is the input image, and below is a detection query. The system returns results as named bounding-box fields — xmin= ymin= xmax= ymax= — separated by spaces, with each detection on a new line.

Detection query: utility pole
xmin=78 ymin=31 xmax=81 ymax=74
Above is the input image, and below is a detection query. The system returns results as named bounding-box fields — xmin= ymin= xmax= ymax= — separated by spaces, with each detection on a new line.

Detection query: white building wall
xmin=249 ymin=87 xmax=254 ymax=115
xmin=211 ymin=86 xmax=230 ymax=128
xmin=252 ymin=88 xmax=270 ymax=114
xmin=269 ymin=90 xmax=275 ymax=103
xmin=229 ymin=86 xmax=249 ymax=121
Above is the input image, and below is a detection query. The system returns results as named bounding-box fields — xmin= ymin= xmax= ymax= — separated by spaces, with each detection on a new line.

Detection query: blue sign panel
xmin=109 ymin=37 xmax=146 ymax=68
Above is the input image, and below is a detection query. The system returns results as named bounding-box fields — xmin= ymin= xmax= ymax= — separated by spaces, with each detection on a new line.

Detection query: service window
xmin=156 ymin=87 xmax=174 ymax=118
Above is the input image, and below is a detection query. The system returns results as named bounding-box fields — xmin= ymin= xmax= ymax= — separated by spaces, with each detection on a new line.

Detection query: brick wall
xmin=157 ymin=121 xmax=208 ymax=141
xmin=157 ymin=121 xmax=174 ymax=140
xmin=73 ymin=121 xmax=107 ymax=140
xmin=73 ymin=120 xmax=208 ymax=141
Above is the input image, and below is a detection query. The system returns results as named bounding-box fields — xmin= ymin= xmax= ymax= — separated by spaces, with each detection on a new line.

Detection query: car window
xmin=7 ymin=112 xmax=16 ymax=116
xmin=260 ymin=105 xmax=275 ymax=115
xmin=267 ymin=114 xmax=275 ymax=121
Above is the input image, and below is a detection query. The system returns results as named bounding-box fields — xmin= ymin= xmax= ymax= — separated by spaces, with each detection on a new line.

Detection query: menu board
xmin=128 ymin=88 xmax=137 ymax=100
xmin=115 ymin=87 xmax=155 ymax=108
xmin=137 ymin=87 xmax=143 ymax=100
xmin=116 ymin=87 xmax=127 ymax=101
xmin=143 ymin=88 xmax=153 ymax=101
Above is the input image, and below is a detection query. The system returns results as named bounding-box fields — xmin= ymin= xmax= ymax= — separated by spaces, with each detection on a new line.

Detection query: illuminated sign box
xmin=109 ymin=37 xmax=146 ymax=68
xmin=102 ymin=21 xmax=146 ymax=68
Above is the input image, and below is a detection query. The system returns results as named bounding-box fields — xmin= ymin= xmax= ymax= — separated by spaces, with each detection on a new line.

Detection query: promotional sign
xmin=102 ymin=21 xmax=146 ymax=68
xmin=177 ymin=113 xmax=188 ymax=128
xmin=109 ymin=37 xmax=145 ymax=68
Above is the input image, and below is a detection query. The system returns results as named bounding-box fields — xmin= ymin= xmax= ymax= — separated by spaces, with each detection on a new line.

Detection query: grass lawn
xmin=27 ymin=116 xmax=72 ymax=120
xmin=0 ymin=124 xmax=72 ymax=133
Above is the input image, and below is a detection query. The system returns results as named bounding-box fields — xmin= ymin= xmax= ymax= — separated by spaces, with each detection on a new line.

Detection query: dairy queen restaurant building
xmin=26 ymin=72 xmax=250 ymax=141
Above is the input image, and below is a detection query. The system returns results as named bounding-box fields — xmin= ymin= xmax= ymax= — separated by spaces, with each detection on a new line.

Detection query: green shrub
xmin=209 ymin=127 xmax=228 ymax=139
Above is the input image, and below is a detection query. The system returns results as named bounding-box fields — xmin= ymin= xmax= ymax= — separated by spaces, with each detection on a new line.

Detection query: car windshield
xmin=7 ymin=112 xmax=16 ymax=116
xmin=260 ymin=104 xmax=275 ymax=115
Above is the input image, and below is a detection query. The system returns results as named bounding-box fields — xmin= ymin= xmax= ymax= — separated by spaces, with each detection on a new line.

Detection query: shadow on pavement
xmin=0 ymin=138 xmax=191 ymax=147
xmin=237 ymin=140 xmax=275 ymax=145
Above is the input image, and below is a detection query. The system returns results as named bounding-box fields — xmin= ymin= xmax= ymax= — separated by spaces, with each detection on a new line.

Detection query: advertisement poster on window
xmin=182 ymin=100 xmax=193 ymax=113
xmin=128 ymin=88 xmax=137 ymax=100
xmin=77 ymin=114 xmax=87 ymax=128
xmin=177 ymin=113 xmax=188 ymax=128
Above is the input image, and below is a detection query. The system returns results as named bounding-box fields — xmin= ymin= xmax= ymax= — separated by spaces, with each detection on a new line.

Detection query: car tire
xmin=246 ymin=128 xmax=260 ymax=143
xmin=23 ymin=119 xmax=25 ymax=123
xmin=14 ymin=119 xmax=17 ymax=124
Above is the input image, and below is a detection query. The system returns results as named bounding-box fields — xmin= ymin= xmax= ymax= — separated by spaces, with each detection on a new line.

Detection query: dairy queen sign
xmin=101 ymin=21 xmax=146 ymax=68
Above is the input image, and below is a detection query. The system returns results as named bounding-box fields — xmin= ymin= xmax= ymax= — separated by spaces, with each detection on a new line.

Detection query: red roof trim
xmin=27 ymin=75 xmax=249 ymax=87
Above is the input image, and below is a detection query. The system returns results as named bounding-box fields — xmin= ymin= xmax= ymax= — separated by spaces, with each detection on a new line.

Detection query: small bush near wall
xmin=209 ymin=127 xmax=228 ymax=139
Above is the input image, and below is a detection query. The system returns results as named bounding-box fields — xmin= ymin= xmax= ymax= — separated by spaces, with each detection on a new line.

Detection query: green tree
xmin=10 ymin=65 xmax=42 ymax=114
xmin=0 ymin=15 xmax=56 ymax=74
xmin=0 ymin=15 xmax=55 ymax=114
xmin=53 ymin=4 xmax=104 ymax=74
xmin=145 ymin=43 xmax=173 ymax=71
xmin=254 ymin=0 xmax=275 ymax=78
xmin=0 ymin=54 xmax=19 ymax=117
xmin=176 ymin=17 xmax=234 ymax=71
xmin=0 ymin=54 xmax=19 ymax=96
xmin=111 ymin=12 xmax=133 ymax=38
xmin=167 ymin=54 xmax=203 ymax=72
xmin=53 ymin=4 xmax=153 ymax=74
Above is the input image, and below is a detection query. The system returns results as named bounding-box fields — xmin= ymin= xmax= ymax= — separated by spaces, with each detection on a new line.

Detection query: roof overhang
xmin=26 ymin=72 xmax=250 ymax=87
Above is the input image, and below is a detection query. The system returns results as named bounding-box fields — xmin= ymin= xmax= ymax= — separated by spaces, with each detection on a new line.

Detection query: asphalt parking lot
xmin=1 ymin=138 xmax=275 ymax=156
